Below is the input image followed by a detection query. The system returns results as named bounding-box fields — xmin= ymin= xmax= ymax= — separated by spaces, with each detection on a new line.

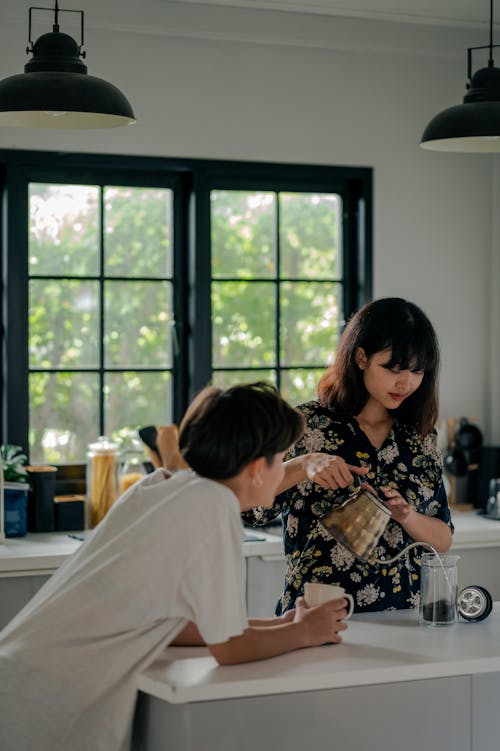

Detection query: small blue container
xmin=4 ymin=482 xmax=29 ymax=537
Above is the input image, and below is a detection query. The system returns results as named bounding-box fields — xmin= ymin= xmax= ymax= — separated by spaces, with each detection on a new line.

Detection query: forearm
xmin=208 ymin=622 xmax=308 ymax=665
xmin=277 ymin=453 xmax=368 ymax=495
xmin=248 ymin=617 xmax=282 ymax=627
xmin=276 ymin=456 xmax=307 ymax=495
xmin=401 ymin=511 xmax=453 ymax=553
xmin=170 ymin=616 xmax=291 ymax=645
xmin=203 ymin=596 xmax=348 ymax=665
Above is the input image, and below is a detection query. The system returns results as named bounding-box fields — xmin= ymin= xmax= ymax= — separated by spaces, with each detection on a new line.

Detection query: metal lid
xmin=457 ymin=585 xmax=493 ymax=622
xmin=421 ymin=552 xmax=460 ymax=566
xmin=87 ymin=435 xmax=118 ymax=453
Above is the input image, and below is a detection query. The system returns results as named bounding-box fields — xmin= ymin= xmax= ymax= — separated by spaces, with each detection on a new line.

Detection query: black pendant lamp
xmin=0 ymin=2 xmax=135 ymax=129
xmin=421 ymin=0 xmax=500 ymax=152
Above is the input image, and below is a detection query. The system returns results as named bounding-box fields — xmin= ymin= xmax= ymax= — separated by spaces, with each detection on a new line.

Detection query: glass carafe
xmin=420 ymin=553 xmax=460 ymax=626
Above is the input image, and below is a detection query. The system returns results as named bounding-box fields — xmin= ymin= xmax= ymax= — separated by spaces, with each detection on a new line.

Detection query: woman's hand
xmin=377 ymin=485 xmax=453 ymax=553
xmin=303 ymin=453 xmax=369 ymax=490
xmin=379 ymin=485 xmax=414 ymax=524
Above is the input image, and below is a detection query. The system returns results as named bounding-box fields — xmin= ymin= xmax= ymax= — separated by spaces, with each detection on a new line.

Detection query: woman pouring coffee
xmin=244 ymin=297 xmax=453 ymax=614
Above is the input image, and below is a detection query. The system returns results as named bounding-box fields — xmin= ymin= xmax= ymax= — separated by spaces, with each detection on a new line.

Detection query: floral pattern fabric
xmin=243 ymin=401 xmax=453 ymax=614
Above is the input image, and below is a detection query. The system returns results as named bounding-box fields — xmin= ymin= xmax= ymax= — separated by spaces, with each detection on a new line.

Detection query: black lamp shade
xmin=0 ymin=29 xmax=135 ymax=129
xmin=421 ymin=65 xmax=500 ymax=152
xmin=0 ymin=72 xmax=136 ymax=128
xmin=421 ymin=101 xmax=500 ymax=151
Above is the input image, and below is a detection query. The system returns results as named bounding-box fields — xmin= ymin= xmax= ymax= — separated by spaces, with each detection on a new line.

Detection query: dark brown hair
xmin=179 ymin=382 xmax=305 ymax=479
xmin=318 ymin=298 xmax=440 ymax=436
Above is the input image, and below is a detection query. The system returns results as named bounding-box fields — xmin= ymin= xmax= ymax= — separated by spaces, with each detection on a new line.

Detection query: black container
xmin=26 ymin=465 xmax=57 ymax=532
xmin=54 ymin=496 xmax=85 ymax=531
xmin=54 ymin=464 xmax=86 ymax=496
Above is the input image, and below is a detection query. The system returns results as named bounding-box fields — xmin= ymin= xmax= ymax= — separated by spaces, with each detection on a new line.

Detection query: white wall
xmin=0 ymin=3 xmax=496 ymax=439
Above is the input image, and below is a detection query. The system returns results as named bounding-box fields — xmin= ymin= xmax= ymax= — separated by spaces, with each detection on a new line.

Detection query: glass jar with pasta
xmin=86 ymin=436 xmax=119 ymax=528
xmin=118 ymin=449 xmax=147 ymax=496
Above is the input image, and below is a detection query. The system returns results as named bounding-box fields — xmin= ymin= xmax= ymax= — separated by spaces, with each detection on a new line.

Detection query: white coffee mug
xmin=303 ymin=582 xmax=354 ymax=619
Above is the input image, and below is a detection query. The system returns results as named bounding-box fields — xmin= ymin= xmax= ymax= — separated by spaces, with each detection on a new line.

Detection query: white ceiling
xmin=0 ymin=0 xmax=497 ymax=31
xmin=171 ymin=0 xmax=494 ymax=28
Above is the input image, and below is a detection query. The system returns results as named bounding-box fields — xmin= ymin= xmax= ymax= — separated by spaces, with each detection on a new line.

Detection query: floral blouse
xmin=243 ymin=401 xmax=453 ymax=614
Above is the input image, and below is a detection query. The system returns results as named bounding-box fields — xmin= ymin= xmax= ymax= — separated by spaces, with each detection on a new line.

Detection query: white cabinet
xmin=135 ymin=675 xmax=473 ymax=751
xmin=246 ymin=555 xmax=286 ymax=617
xmin=0 ymin=574 xmax=50 ymax=630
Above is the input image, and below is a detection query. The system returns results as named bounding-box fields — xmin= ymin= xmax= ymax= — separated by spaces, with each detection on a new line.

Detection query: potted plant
xmin=1 ymin=444 xmax=28 ymax=482
xmin=1 ymin=444 xmax=29 ymax=538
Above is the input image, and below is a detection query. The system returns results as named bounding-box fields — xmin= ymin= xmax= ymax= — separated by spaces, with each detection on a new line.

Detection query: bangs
xmin=379 ymin=332 xmax=438 ymax=373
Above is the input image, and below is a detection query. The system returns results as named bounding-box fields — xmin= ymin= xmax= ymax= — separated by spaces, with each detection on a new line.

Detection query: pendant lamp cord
xmin=467 ymin=0 xmax=498 ymax=82
xmin=53 ymin=0 xmax=59 ymax=32
xmin=489 ymin=0 xmax=494 ymax=66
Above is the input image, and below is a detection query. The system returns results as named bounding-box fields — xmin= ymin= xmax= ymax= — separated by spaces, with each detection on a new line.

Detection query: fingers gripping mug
xmin=303 ymin=582 xmax=354 ymax=619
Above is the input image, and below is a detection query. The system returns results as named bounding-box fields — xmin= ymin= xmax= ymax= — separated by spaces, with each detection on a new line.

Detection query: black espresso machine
xmin=444 ymin=419 xmax=500 ymax=515
xmin=477 ymin=446 xmax=500 ymax=517
xmin=445 ymin=417 xmax=483 ymax=508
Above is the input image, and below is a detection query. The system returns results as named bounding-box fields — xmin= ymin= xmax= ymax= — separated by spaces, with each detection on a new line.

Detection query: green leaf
xmin=1 ymin=444 xmax=28 ymax=481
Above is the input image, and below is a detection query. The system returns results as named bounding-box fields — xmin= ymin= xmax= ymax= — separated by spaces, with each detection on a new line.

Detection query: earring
xmin=253 ymin=476 xmax=263 ymax=488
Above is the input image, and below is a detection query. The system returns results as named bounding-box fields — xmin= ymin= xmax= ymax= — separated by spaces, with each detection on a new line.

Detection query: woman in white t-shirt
xmin=0 ymin=382 xmax=349 ymax=751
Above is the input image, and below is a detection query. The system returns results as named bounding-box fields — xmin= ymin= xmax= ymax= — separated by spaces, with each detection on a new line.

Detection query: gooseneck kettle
xmin=319 ymin=484 xmax=391 ymax=563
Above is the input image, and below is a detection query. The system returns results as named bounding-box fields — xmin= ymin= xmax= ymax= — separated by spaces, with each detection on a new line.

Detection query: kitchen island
xmin=133 ymin=604 xmax=500 ymax=751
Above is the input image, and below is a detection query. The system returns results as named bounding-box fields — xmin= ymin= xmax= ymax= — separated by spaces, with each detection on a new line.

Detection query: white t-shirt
xmin=0 ymin=470 xmax=247 ymax=751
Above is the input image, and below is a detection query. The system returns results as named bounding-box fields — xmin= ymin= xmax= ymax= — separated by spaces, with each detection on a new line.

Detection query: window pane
xmin=280 ymin=282 xmax=341 ymax=366
xmin=29 ymin=280 xmax=99 ymax=368
xmin=211 ymin=370 xmax=277 ymax=389
xmin=29 ymin=183 xmax=99 ymax=276
xmin=104 ymin=281 xmax=172 ymax=368
xmin=212 ymin=281 xmax=276 ymax=368
xmin=280 ymin=193 xmax=341 ymax=279
xmin=280 ymin=369 xmax=325 ymax=406
xmin=211 ymin=190 xmax=275 ymax=278
xmin=29 ymin=372 xmax=99 ymax=464
xmin=104 ymin=371 xmax=172 ymax=434
xmin=104 ymin=187 xmax=172 ymax=278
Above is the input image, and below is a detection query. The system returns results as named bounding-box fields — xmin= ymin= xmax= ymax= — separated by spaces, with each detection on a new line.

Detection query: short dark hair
xmin=178 ymin=382 xmax=305 ymax=479
xmin=318 ymin=298 xmax=440 ymax=436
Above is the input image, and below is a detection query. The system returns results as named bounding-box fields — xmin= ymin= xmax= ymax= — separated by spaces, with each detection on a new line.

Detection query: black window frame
xmin=0 ymin=149 xmax=372 ymax=460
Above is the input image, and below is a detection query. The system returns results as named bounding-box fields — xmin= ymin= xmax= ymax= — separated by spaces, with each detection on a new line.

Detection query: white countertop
xmin=1 ymin=511 xmax=499 ymax=575
xmin=451 ymin=511 xmax=500 ymax=548
xmin=0 ymin=532 xmax=83 ymax=575
xmin=138 ymin=602 xmax=500 ymax=704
